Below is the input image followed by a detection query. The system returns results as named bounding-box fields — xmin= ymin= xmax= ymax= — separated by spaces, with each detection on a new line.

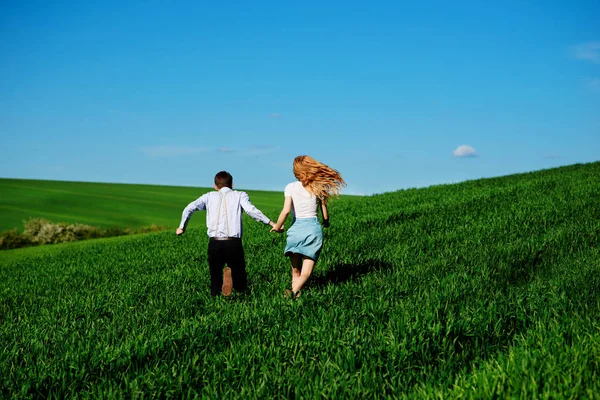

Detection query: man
xmin=177 ymin=171 xmax=280 ymax=296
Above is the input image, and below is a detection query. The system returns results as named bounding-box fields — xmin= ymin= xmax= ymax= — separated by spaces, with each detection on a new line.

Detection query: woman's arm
xmin=271 ymin=196 xmax=292 ymax=233
xmin=320 ymin=199 xmax=330 ymax=227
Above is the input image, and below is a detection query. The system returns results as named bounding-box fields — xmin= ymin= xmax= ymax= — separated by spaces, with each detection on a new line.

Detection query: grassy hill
xmin=1 ymin=162 xmax=599 ymax=398
xmin=0 ymin=178 xmax=284 ymax=232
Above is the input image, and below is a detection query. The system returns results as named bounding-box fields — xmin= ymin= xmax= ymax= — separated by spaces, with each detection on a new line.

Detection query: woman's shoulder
xmin=285 ymin=181 xmax=301 ymax=191
xmin=286 ymin=181 xmax=309 ymax=198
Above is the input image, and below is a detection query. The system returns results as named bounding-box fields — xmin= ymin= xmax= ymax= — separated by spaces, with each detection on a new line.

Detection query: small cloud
xmin=248 ymin=145 xmax=278 ymax=156
xmin=453 ymin=145 xmax=477 ymax=158
xmin=142 ymin=146 xmax=206 ymax=157
xmin=572 ymin=42 xmax=600 ymax=64
xmin=270 ymin=113 xmax=281 ymax=118
xmin=216 ymin=146 xmax=278 ymax=155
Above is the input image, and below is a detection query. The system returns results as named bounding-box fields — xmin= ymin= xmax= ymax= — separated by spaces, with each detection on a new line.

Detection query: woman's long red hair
xmin=293 ymin=155 xmax=346 ymax=200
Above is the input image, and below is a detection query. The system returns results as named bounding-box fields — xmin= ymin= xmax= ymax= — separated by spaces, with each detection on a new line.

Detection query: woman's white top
xmin=284 ymin=181 xmax=318 ymax=219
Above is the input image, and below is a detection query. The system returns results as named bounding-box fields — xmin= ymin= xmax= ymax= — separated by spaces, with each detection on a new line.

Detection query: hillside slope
xmin=0 ymin=179 xmax=284 ymax=232
xmin=1 ymin=162 xmax=598 ymax=398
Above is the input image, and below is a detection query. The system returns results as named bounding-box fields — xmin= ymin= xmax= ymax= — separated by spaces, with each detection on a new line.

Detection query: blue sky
xmin=1 ymin=0 xmax=599 ymax=195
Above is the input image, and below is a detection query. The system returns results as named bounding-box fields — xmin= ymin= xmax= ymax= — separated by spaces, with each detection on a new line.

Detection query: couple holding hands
xmin=176 ymin=155 xmax=346 ymax=299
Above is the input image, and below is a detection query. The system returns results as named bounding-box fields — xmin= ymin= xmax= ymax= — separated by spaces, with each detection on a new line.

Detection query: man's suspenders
xmin=214 ymin=191 xmax=230 ymax=237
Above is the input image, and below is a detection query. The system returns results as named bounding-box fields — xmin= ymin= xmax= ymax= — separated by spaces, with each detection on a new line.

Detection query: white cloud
xmin=270 ymin=113 xmax=281 ymax=118
xmin=248 ymin=145 xmax=279 ymax=155
xmin=141 ymin=146 xmax=206 ymax=157
xmin=453 ymin=145 xmax=477 ymax=158
xmin=215 ymin=146 xmax=278 ymax=155
xmin=572 ymin=42 xmax=600 ymax=64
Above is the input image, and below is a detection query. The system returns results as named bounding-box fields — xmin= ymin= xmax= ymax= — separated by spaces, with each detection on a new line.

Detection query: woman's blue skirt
xmin=284 ymin=217 xmax=323 ymax=262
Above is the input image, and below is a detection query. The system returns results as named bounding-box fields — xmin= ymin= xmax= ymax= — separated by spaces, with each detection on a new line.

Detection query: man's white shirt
xmin=179 ymin=187 xmax=271 ymax=238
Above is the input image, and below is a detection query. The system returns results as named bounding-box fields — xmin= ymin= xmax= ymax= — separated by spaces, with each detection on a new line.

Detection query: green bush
xmin=22 ymin=217 xmax=49 ymax=239
xmin=0 ymin=219 xmax=166 ymax=250
xmin=67 ymin=222 xmax=102 ymax=240
xmin=36 ymin=221 xmax=75 ymax=244
xmin=0 ymin=229 xmax=32 ymax=250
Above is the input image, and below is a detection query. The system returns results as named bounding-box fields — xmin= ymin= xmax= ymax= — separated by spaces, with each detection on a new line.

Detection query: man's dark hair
xmin=214 ymin=171 xmax=233 ymax=189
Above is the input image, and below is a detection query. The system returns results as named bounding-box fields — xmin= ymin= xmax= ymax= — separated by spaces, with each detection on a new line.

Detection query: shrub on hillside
xmin=0 ymin=229 xmax=32 ymax=250
xmin=0 ymin=219 xmax=167 ymax=250
xmin=22 ymin=218 xmax=49 ymax=239
xmin=35 ymin=222 xmax=76 ymax=244
xmin=103 ymin=227 xmax=129 ymax=237
xmin=24 ymin=218 xmax=77 ymax=244
xmin=139 ymin=224 xmax=164 ymax=233
xmin=67 ymin=223 xmax=102 ymax=240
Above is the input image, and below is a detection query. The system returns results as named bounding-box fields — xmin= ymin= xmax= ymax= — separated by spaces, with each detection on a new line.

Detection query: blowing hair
xmin=293 ymin=155 xmax=346 ymax=200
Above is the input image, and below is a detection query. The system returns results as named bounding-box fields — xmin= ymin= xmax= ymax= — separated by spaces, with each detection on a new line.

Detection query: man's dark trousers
xmin=207 ymin=238 xmax=248 ymax=296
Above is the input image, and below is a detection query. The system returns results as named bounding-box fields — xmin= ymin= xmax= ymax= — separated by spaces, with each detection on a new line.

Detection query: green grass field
xmin=0 ymin=179 xmax=284 ymax=232
xmin=1 ymin=162 xmax=599 ymax=398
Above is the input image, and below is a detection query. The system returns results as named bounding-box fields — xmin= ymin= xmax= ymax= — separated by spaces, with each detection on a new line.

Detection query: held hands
xmin=176 ymin=228 xmax=185 ymax=236
xmin=269 ymin=221 xmax=285 ymax=233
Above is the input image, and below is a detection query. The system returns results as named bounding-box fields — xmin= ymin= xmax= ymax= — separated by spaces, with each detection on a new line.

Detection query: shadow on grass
xmin=311 ymin=259 xmax=395 ymax=288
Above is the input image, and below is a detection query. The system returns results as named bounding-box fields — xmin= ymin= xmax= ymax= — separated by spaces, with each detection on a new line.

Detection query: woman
xmin=271 ymin=155 xmax=346 ymax=299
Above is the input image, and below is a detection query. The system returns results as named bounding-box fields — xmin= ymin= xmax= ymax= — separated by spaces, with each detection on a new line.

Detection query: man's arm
xmin=176 ymin=194 xmax=208 ymax=235
xmin=239 ymin=192 xmax=272 ymax=225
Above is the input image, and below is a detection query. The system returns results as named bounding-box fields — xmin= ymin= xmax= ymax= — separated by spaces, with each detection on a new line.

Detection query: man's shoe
xmin=222 ymin=266 xmax=233 ymax=297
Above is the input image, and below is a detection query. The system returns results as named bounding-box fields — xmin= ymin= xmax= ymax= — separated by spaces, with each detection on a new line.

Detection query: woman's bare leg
xmin=292 ymin=257 xmax=315 ymax=294
xmin=289 ymin=253 xmax=302 ymax=291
